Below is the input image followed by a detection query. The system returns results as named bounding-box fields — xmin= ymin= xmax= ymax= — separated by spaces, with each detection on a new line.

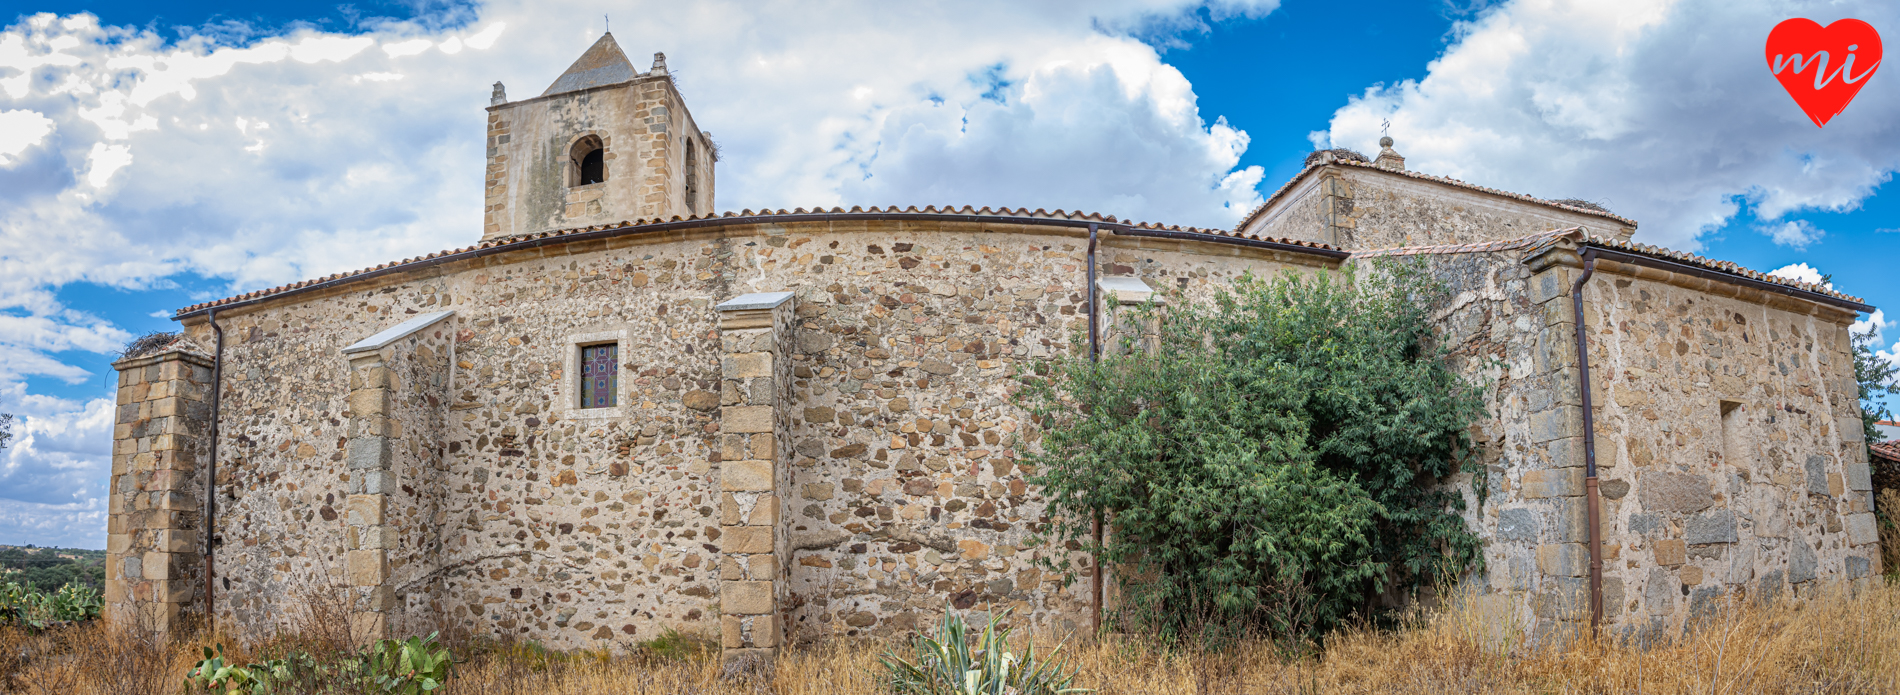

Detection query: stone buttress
xmin=714 ymin=292 xmax=796 ymax=666
xmin=341 ymin=311 xmax=455 ymax=643
xmin=106 ymin=346 xmax=215 ymax=635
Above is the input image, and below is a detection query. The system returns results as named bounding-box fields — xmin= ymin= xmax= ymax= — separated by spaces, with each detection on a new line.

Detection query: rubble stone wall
xmin=1581 ymin=256 xmax=1878 ymax=640
xmin=1413 ymin=245 xmax=1874 ymax=646
xmin=1244 ymin=165 xmax=1636 ymax=251
xmin=171 ymin=220 xmax=1331 ymax=649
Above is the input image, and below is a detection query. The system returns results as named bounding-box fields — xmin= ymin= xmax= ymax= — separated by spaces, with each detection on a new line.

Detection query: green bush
xmin=1020 ymin=263 xmax=1487 ymax=642
xmin=880 ymin=607 xmax=1090 ymax=694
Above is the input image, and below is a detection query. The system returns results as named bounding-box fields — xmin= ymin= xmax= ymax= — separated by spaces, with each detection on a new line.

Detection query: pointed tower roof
xmin=542 ymin=33 xmax=637 ymax=97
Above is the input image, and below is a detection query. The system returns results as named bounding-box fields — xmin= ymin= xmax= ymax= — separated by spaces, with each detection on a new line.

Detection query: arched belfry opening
xmin=571 ymin=135 xmax=605 ymax=186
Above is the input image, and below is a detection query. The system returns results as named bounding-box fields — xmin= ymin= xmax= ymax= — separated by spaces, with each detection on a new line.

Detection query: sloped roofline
xmin=1235 ymin=159 xmax=1640 ymax=233
xmin=1356 ymin=227 xmax=1869 ymax=313
xmin=172 ymin=206 xmax=1346 ymax=320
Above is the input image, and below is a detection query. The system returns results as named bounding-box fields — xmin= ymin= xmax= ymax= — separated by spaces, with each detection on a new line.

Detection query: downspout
xmin=1569 ymin=249 xmax=1603 ymax=630
xmin=1086 ymin=223 xmax=1103 ymax=634
xmin=204 ymin=309 xmax=225 ymax=627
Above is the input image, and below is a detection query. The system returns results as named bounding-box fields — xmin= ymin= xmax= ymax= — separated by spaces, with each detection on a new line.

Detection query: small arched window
xmin=570 ymin=135 xmax=605 ymax=186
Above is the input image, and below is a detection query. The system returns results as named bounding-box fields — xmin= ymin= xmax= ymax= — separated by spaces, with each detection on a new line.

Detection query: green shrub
xmin=184 ymin=632 xmax=452 ymax=694
xmin=1020 ymin=263 xmax=1487 ymax=643
xmin=880 ymin=608 xmax=1090 ymax=695
xmin=0 ymin=581 xmax=101 ymax=628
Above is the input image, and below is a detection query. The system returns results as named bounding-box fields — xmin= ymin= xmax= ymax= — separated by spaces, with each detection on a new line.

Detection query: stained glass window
xmin=580 ymin=344 xmax=617 ymax=408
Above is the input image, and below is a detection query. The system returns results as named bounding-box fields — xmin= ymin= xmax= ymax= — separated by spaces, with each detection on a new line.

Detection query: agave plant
xmin=880 ymin=607 xmax=1091 ymax=695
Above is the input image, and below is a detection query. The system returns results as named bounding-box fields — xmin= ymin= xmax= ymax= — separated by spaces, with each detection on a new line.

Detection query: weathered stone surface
xmin=1536 ymin=543 xmax=1588 ymax=577
xmin=1844 ymin=513 xmax=1879 ymax=546
xmin=684 ymin=390 xmax=719 ymax=411
xmin=723 ymin=581 xmax=774 ymax=615
xmin=1644 ymin=568 xmax=1675 ymax=615
xmin=1639 ymin=473 xmax=1712 ymax=514
xmin=1653 ymin=539 xmax=1685 ymax=567
xmin=1789 ymin=539 xmax=1818 ymax=584
xmin=1496 ymin=508 xmax=1540 ymax=542
xmin=722 ymin=526 xmax=773 ymax=555
xmin=1522 ymin=468 xmax=1583 ymax=498
xmin=1843 ymin=461 xmax=1872 ymax=492
xmin=1684 ymin=510 xmax=1737 ymax=545
xmin=724 ymin=406 xmax=775 ymax=434
xmin=721 ymin=460 xmax=775 ymax=492
xmin=1806 ymin=455 xmax=1829 ymax=496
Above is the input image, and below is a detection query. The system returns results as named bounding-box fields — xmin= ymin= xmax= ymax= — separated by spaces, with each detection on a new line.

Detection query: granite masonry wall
xmin=138 ymin=220 xmax=1329 ymax=649
xmin=1243 ymin=162 xmax=1635 ymax=251
xmin=110 ymin=219 xmax=1876 ymax=651
xmin=1407 ymin=241 xmax=1876 ymax=645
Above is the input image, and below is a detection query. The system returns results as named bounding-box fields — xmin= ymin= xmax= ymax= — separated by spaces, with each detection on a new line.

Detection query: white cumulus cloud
xmin=0 ymin=109 xmax=54 ymax=164
xmin=1769 ymin=262 xmax=1829 ymax=288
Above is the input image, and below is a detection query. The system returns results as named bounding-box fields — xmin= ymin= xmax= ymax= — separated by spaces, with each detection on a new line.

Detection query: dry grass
xmin=4 ymin=579 xmax=1896 ymax=694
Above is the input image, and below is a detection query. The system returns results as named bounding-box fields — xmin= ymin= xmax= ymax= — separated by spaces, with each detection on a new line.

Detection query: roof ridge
xmin=1232 ymin=158 xmax=1639 ymax=234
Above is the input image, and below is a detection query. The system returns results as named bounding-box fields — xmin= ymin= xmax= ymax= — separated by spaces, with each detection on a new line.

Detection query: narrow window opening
xmin=570 ymin=135 xmax=605 ymax=186
xmin=684 ymin=138 xmax=699 ymax=214
xmin=1720 ymin=400 xmax=1743 ymax=466
xmin=579 ymin=343 xmax=618 ymax=408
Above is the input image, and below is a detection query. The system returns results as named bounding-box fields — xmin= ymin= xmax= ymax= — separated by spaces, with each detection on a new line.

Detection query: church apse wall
xmin=159 ymin=218 xmax=1331 ymax=650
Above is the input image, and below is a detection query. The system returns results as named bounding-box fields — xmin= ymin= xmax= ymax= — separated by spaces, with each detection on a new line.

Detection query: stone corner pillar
xmin=336 ymin=309 xmax=453 ymax=644
xmin=107 ymin=347 xmax=215 ymax=639
xmin=344 ymin=349 xmax=397 ymax=645
xmin=713 ymin=291 xmax=795 ymax=669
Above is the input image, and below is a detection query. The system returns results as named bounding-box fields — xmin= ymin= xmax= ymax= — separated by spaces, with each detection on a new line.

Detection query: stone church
xmin=106 ymin=34 xmax=1881 ymax=658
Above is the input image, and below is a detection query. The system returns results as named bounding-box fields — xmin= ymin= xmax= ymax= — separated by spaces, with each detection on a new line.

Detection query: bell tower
xmin=482 ymin=34 xmax=716 ymax=241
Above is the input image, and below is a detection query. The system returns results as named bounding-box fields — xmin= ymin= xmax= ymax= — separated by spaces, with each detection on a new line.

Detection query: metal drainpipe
xmin=1569 ymin=249 xmax=1603 ymax=630
xmin=1086 ymin=223 xmax=1103 ymax=634
xmin=204 ymin=309 xmax=225 ymax=627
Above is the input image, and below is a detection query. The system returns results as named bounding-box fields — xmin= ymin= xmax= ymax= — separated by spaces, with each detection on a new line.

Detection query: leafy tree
xmin=1020 ymin=262 xmax=1487 ymax=642
xmin=1855 ymin=325 xmax=1898 ymax=447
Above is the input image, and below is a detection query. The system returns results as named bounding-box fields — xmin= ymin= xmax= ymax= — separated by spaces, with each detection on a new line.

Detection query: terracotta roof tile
xmin=173 ymin=206 xmax=1336 ymax=317
xmin=1235 ymin=159 xmax=1639 ymax=233
xmin=1872 ymin=440 xmax=1899 ymax=463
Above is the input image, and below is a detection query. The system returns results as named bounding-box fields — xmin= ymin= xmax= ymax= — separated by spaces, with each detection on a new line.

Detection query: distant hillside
xmin=0 ymin=544 xmax=105 ymax=591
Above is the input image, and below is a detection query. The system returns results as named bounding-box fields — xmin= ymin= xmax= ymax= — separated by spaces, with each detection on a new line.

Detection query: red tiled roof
xmin=1873 ymin=440 xmax=1900 ymax=463
xmin=1234 ymin=158 xmax=1640 ymax=234
xmin=172 ymin=205 xmax=1340 ymax=318
xmin=1353 ymin=227 xmax=1868 ymax=308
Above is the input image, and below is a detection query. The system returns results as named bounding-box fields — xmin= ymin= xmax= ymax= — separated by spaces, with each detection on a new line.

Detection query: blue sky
xmin=2 ymin=0 xmax=1897 ymax=548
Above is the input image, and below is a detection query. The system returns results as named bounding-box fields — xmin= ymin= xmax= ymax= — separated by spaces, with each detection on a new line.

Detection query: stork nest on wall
xmin=120 ymin=332 xmax=183 ymax=360
xmin=1305 ymin=148 xmax=1369 ymax=166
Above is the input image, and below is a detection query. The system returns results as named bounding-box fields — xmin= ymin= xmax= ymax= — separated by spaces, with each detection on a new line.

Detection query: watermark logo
xmin=1767 ymin=18 xmax=1881 ymax=128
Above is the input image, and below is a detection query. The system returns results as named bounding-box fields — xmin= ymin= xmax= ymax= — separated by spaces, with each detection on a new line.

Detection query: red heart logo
xmin=1766 ymin=18 xmax=1882 ymax=128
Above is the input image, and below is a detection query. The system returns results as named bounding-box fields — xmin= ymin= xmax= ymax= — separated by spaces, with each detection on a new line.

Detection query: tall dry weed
xmin=9 ymin=578 xmax=1898 ymax=694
